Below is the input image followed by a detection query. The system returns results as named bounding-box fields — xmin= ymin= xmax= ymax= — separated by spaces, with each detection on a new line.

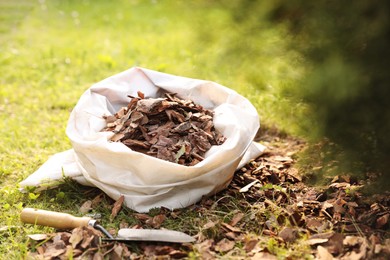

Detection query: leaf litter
xmin=25 ymin=127 xmax=389 ymax=259
xmin=101 ymin=91 xmax=226 ymax=166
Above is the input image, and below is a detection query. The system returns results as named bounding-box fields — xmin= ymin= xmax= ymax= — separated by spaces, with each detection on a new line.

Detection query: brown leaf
xmin=69 ymin=228 xmax=84 ymax=248
xmin=146 ymin=214 xmax=166 ymax=228
xmin=137 ymin=91 xmax=145 ymax=99
xmin=143 ymin=245 xmax=176 ymax=256
xmin=278 ymin=227 xmax=298 ymax=243
xmin=111 ymin=195 xmax=124 ymax=220
xmin=43 ymin=246 xmax=66 ymax=258
xmin=343 ymin=236 xmax=363 ymax=247
xmin=92 ymin=251 xmax=104 ymax=260
xmin=221 ymin=222 xmax=241 ymax=233
xmin=224 ymin=232 xmax=239 ymax=240
xmin=119 ymin=220 xmax=129 ymax=229
xmin=134 ymin=213 xmax=152 ymax=222
xmin=272 ymin=155 xmax=293 ymax=163
xmin=108 ymin=243 xmax=124 ymax=260
xmin=244 ymin=238 xmax=259 ymax=252
xmin=375 ymin=213 xmax=389 ymax=229
xmin=316 ymin=245 xmax=335 ymax=260
xmin=341 ymin=238 xmax=368 ymax=260
xmin=229 ymin=212 xmax=245 ymax=227
xmin=79 ymin=200 xmax=93 ymax=214
xmin=91 ymin=193 xmax=105 ymax=207
xmin=305 ymin=238 xmax=329 ymax=246
xmin=287 ymin=167 xmax=302 ymax=182
xmin=323 ymin=233 xmax=344 ymax=255
xmin=252 ymin=252 xmax=278 ymax=259
xmin=37 ymin=246 xmax=45 ymax=255
xmin=169 ymin=249 xmax=188 ymax=259
xmin=80 ymin=232 xmax=96 ymax=249
xmin=215 ymin=238 xmax=235 ymax=252
xmin=310 ymin=232 xmax=335 ymax=240
xmin=203 ymin=220 xmax=218 ymax=230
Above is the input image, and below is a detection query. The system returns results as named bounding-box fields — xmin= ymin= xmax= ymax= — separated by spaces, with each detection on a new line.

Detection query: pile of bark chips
xmin=101 ymin=91 xmax=226 ymax=166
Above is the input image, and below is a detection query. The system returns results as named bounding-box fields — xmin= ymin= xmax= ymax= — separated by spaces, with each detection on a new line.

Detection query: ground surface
xmin=23 ymin=128 xmax=390 ymax=259
xmin=0 ymin=1 xmax=388 ymax=259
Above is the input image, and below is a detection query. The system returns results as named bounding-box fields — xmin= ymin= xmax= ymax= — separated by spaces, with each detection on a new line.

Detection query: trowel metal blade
xmin=117 ymin=229 xmax=195 ymax=243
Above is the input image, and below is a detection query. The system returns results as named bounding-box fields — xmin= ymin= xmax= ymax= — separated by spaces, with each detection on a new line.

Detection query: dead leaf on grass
xmin=278 ymin=227 xmax=298 ymax=243
xmin=79 ymin=200 xmax=92 ymax=214
xmin=111 ymin=195 xmax=124 ymax=220
xmin=323 ymin=233 xmax=344 ymax=255
xmin=91 ymin=193 xmax=105 ymax=207
xmin=375 ymin=213 xmax=389 ymax=229
xmin=27 ymin=234 xmax=50 ymax=241
xmin=194 ymin=239 xmax=215 ymax=260
xmin=203 ymin=220 xmax=218 ymax=230
xmin=146 ymin=214 xmax=166 ymax=228
xmin=305 ymin=238 xmax=329 ymax=246
xmin=69 ymin=228 xmax=84 ymax=249
xmin=317 ymin=245 xmax=335 ymax=260
xmin=215 ymin=238 xmax=235 ymax=252
xmin=221 ymin=222 xmax=241 ymax=233
xmin=229 ymin=212 xmax=245 ymax=227
xmin=243 ymin=238 xmax=259 ymax=252
xmin=134 ymin=213 xmax=151 ymax=222
xmin=252 ymin=252 xmax=278 ymax=260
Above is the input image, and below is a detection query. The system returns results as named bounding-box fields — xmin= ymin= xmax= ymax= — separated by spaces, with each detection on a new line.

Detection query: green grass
xmin=0 ymin=0 xmax=305 ymax=258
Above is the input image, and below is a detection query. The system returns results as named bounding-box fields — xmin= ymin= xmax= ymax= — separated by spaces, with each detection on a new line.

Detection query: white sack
xmin=20 ymin=67 xmax=265 ymax=212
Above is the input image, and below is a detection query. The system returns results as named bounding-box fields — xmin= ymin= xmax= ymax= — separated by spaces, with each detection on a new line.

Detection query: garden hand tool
xmin=20 ymin=208 xmax=195 ymax=243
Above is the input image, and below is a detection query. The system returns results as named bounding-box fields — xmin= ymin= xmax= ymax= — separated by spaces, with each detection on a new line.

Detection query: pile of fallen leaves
xmin=26 ymin=226 xmax=131 ymax=259
xmin=222 ymin=134 xmax=390 ymax=259
xmin=101 ymin=91 xmax=226 ymax=166
xmin=25 ymin=127 xmax=389 ymax=259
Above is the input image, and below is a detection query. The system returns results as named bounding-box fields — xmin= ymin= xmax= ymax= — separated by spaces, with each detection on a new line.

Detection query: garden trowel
xmin=20 ymin=208 xmax=195 ymax=243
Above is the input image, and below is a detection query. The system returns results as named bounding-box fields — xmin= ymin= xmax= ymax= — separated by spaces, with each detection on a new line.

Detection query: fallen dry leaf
xmin=243 ymin=238 xmax=259 ymax=252
xmin=69 ymin=228 xmax=84 ymax=249
xmin=134 ymin=213 xmax=151 ymax=222
xmin=194 ymin=239 xmax=215 ymax=260
xmin=79 ymin=200 xmax=92 ymax=214
xmin=43 ymin=246 xmax=66 ymax=259
xmin=278 ymin=227 xmax=298 ymax=243
xmin=27 ymin=234 xmax=49 ymax=241
xmin=91 ymin=193 xmax=105 ymax=207
xmin=252 ymin=252 xmax=278 ymax=259
xmin=203 ymin=220 xmax=218 ymax=230
xmin=305 ymin=238 xmax=329 ymax=246
xmin=343 ymin=236 xmax=363 ymax=247
xmin=111 ymin=195 xmax=124 ymax=220
xmin=146 ymin=214 xmax=166 ymax=228
xmin=229 ymin=212 xmax=245 ymax=227
xmin=317 ymin=245 xmax=335 ymax=260
xmin=221 ymin=222 xmax=241 ymax=233
xmin=214 ymin=238 xmax=235 ymax=252
xmin=323 ymin=233 xmax=344 ymax=255
xmin=376 ymin=213 xmax=389 ymax=229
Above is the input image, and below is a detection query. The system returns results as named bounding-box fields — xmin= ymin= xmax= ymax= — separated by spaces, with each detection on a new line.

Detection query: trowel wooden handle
xmin=21 ymin=208 xmax=92 ymax=229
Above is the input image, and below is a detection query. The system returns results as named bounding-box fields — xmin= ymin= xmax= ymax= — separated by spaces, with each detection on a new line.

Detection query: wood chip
xmin=101 ymin=91 xmax=226 ymax=165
